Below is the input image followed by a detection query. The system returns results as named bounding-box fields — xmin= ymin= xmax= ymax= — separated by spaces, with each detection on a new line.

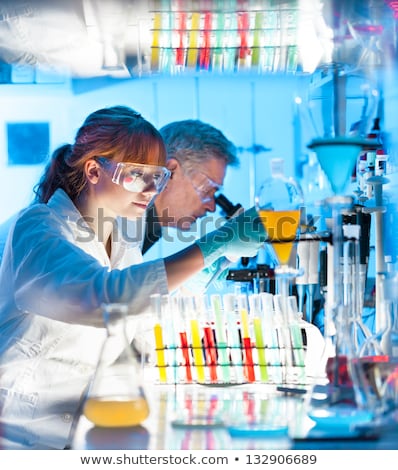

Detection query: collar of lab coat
xmin=46 ymin=189 xmax=144 ymax=268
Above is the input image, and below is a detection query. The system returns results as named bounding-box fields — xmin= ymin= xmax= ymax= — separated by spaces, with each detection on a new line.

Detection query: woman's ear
xmin=84 ymin=159 xmax=101 ymax=184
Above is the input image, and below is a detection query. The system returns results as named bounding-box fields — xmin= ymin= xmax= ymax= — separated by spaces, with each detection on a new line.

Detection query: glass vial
xmin=83 ymin=303 xmax=149 ymax=427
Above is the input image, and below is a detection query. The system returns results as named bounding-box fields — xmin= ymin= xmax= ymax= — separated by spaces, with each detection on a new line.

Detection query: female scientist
xmin=0 ymin=105 xmax=265 ymax=449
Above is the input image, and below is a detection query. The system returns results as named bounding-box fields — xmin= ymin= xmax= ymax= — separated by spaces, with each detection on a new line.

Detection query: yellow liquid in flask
xmin=83 ymin=396 xmax=149 ymax=427
xmin=258 ymin=209 xmax=300 ymax=266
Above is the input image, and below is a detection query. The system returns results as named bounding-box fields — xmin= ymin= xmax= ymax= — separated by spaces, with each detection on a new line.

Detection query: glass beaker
xmin=83 ymin=303 xmax=150 ymax=427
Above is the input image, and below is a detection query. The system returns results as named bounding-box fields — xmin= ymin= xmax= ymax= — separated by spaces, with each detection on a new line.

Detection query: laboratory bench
xmin=70 ymin=379 xmax=398 ymax=451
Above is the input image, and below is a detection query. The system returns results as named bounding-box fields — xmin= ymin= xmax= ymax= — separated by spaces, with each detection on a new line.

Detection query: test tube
xmin=175 ymin=12 xmax=187 ymax=68
xmin=151 ymin=12 xmax=162 ymax=71
xmin=237 ymin=294 xmax=255 ymax=382
xmin=203 ymin=297 xmax=218 ymax=383
xmin=260 ymin=292 xmax=282 ymax=383
xmin=211 ymin=294 xmax=230 ymax=383
xmin=161 ymin=294 xmax=178 ymax=383
xmin=223 ymin=293 xmax=244 ymax=383
xmin=176 ymin=296 xmax=193 ymax=383
xmin=151 ymin=294 xmax=167 ymax=383
xmin=249 ymin=294 xmax=268 ymax=382
xmin=224 ymin=11 xmax=237 ymax=72
xmin=187 ymin=296 xmax=206 ymax=383
xmin=187 ymin=12 xmax=200 ymax=68
xmin=199 ymin=12 xmax=212 ymax=70
xmin=237 ymin=11 xmax=250 ymax=70
xmin=212 ymin=10 xmax=225 ymax=71
xmin=287 ymin=295 xmax=306 ymax=384
xmin=273 ymin=294 xmax=293 ymax=383
xmin=251 ymin=11 xmax=264 ymax=68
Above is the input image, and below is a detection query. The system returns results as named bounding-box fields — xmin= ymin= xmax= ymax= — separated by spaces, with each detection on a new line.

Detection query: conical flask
xmin=83 ymin=303 xmax=149 ymax=427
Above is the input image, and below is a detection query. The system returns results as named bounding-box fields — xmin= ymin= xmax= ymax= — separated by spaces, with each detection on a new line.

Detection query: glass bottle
xmin=83 ymin=303 xmax=149 ymax=427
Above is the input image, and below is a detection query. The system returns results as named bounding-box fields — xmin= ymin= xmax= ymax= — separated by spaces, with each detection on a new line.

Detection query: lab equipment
xmin=83 ymin=303 xmax=149 ymax=427
xmin=305 ymin=66 xmax=380 ymax=420
xmin=296 ymin=216 xmax=320 ymax=323
xmin=255 ymin=159 xmax=304 ymax=381
xmin=151 ymin=291 xmax=311 ymax=387
xmin=152 ymin=294 xmax=167 ymax=384
xmin=195 ymin=206 xmax=266 ymax=267
xmin=255 ymin=158 xmax=304 ymax=276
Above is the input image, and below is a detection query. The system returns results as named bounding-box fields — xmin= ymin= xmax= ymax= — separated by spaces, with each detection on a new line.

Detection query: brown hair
xmin=34 ymin=106 xmax=166 ymax=203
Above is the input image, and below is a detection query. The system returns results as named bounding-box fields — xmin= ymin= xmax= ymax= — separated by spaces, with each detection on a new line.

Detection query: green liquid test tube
xmin=253 ymin=317 xmax=268 ymax=382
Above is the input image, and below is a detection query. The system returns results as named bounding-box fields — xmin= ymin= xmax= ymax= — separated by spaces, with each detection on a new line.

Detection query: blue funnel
xmin=308 ymin=137 xmax=367 ymax=195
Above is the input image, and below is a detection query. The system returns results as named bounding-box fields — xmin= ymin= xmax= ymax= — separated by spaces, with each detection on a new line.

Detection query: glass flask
xmin=255 ymin=159 xmax=305 ymax=386
xmin=83 ymin=303 xmax=150 ymax=427
xmin=255 ymin=158 xmax=304 ymax=278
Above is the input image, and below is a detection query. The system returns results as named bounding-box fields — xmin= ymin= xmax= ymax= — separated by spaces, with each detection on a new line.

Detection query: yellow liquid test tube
xmin=190 ymin=318 xmax=206 ymax=383
xmin=151 ymin=12 xmax=162 ymax=71
xmin=253 ymin=317 xmax=268 ymax=382
xmin=187 ymin=12 xmax=200 ymax=68
xmin=240 ymin=306 xmax=250 ymax=339
xmin=153 ymin=323 xmax=167 ymax=383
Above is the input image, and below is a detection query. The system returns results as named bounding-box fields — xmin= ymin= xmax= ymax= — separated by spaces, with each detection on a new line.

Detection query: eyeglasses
xmin=96 ymin=157 xmax=171 ymax=194
xmin=184 ymin=168 xmax=223 ymax=204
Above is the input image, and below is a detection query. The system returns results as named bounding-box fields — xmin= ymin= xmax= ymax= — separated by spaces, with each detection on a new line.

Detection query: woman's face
xmin=96 ymin=171 xmax=157 ymax=220
xmin=86 ymin=146 xmax=168 ymax=220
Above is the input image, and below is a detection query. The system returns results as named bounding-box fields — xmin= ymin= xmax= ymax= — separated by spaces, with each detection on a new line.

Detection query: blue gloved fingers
xmin=196 ymin=206 xmax=267 ymax=267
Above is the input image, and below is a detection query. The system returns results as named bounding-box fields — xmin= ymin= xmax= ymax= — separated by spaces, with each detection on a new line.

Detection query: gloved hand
xmin=195 ymin=206 xmax=266 ymax=267
xmin=180 ymin=256 xmax=231 ymax=294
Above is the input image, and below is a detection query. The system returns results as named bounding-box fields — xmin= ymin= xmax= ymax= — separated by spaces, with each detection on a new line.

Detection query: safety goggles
xmin=185 ymin=168 xmax=223 ymax=204
xmin=96 ymin=157 xmax=171 ymax=194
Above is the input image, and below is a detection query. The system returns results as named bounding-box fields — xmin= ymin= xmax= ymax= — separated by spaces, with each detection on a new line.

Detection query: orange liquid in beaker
xmin=258 ymin=209 xmax=300 ymax=266
xmin=83 ymin=396 xmax=149 ymax=427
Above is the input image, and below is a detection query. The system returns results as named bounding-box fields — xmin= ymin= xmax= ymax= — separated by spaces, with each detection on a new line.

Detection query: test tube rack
xmin=150 ymin=0 xmax=300 ymax=74
xmin=152 ymin=292 xmax=309 ymax=386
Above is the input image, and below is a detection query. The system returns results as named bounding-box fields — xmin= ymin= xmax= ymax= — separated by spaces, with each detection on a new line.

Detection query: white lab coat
xmin=0 ymin=189 xmax=168 ymax=449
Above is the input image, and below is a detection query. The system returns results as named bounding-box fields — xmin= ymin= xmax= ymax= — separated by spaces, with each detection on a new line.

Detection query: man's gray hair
xmin=159 ymin=119 xmax=239 ymax=170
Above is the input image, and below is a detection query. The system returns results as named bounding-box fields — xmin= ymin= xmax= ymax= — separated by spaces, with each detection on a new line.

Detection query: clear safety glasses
xmin=96 ymin=157 xmax=171 ymax=194
xmin=185 ymin=169 xmax=223 ymax=204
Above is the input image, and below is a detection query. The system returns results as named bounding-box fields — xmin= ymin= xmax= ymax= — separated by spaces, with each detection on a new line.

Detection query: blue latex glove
xmin=195 ymin=206 xmax=266 ymax=267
